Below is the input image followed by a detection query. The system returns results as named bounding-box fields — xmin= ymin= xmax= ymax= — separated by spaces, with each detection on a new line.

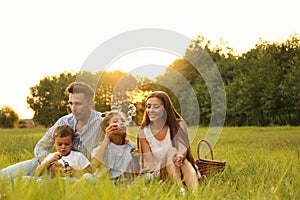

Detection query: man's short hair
xmin=66 ymin=82 xmax=95 ymax=101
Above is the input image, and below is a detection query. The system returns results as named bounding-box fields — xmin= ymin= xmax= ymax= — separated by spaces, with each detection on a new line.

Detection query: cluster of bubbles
xmin=110 ymin=104 xmax=137 ymax=126
xmin=127 ymin=104 xmax=137 ymax=122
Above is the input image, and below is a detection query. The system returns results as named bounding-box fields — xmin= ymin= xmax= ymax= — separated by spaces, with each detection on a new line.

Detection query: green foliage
xmin=159 ymin=33 xmax=300 ymax=126
xmin=226 ymin=33 xmax=300 ymax=126
xmin=0 ymin=128 xmax=45 ymax=169
xmin=26 ymin=70 xmax=144 ymax=127
xmin=157 ymin=59 xmax=204 ymax=125
xmin=26 ymin=72 xmax=76 ymax=127
xmin=0 ymin=106 xmax=19 ymax=128
xmin=94 ymin=70 xmax=138 ymax=112
xmin=129 ymin=87 xmax=156 ymax=125
xmin=26 ymin=33 xmax=300 ymax=126
xmin=0 ymin=127 xmax=299 ymax=199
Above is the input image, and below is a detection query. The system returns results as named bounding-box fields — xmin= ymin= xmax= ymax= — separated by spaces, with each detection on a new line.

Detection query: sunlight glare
xmin=107 ymin=49 xmax=179 ymax=79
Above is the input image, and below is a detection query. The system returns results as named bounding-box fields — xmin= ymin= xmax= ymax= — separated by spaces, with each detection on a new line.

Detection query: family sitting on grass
xmin=0 ymin=82 xmax=199 ymax=194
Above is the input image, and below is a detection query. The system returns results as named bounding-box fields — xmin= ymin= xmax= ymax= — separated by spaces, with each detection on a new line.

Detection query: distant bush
xmin=0 ymin=105 xmax=19 ymax=128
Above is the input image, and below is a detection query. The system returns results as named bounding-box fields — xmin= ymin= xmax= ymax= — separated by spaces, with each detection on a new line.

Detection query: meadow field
xmin=0 ymin=126 xmax=299 ymax=199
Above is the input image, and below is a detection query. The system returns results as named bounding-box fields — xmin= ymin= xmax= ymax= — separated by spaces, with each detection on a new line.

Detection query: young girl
xmin=35 ymin=124 xmax=91 ymax=178
xmin=91 ymin=110 xmax=139 ymax=181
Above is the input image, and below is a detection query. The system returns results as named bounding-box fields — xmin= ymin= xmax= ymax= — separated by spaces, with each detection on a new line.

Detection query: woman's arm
xmin=138 ymin=128 xmax=155 ymax=172
xmin=176 ymin=120 xmax=190 ymax=158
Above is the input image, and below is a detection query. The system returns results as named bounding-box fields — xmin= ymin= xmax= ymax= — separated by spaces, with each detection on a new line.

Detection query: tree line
xmin=1 ymin=33 xmax=299 ymax=128
xmin=182 ymin=33 xmax=300 ymax=126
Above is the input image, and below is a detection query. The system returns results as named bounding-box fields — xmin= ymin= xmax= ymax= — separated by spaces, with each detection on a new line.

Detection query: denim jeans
xmin=0 ymin=158 xmax=40 ymax=179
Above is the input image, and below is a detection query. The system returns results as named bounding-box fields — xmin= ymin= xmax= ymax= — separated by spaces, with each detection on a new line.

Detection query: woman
xmin=138 ymin=91 xmax=198 ymax=192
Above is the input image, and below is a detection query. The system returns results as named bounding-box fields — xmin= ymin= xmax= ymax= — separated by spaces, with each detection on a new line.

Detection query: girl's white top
xmin=43 ymin=151 xmax=90 ymax=171
xmin=143 ymin=125 xmax=172 ymax=168
xmin=92 ymin=140 xmax=136 ymax=179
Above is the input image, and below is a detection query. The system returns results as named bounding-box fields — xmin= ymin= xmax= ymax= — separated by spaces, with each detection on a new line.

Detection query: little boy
xmin=35 ymin=125 xmax=91 ymax=178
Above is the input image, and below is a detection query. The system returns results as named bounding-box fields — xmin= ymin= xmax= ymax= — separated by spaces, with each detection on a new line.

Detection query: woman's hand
xmin=139 ymin=167 xmax=150 ymax=174
xmin=131 ymin=148 xmax=141 ymax=157
xmin=172 ymin=154 xmax=185 ymax=167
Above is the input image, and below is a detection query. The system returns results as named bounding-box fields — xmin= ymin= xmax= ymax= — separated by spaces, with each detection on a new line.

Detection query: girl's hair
xmin=140 ymin=91 xmax=195 ymax=166
xmin=100 ymin=111 xmax=127 ymax=132
xmin=100 ymin=111 xmax=128 ymax=145
xmin=53 ymin=125 xmax=75 ymax=141
xmin=100 ymin=112 xmax=114 ymax=132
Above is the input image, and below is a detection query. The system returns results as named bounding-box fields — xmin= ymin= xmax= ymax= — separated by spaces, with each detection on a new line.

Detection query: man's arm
xmin=34 ymin=121 xmax=63 ymax=162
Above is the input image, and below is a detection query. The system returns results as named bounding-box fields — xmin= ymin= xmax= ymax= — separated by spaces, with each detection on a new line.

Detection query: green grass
xmin=0 ymin=126 xmax=299 ymax=199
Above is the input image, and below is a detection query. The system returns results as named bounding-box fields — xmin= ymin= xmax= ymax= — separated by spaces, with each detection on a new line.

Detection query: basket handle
xmin=197 ymin=139 xmax=214 ymax=160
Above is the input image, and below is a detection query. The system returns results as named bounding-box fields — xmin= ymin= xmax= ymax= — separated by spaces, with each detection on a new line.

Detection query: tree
xmin=27 ymin=70 xmax=141 ymax=126
xmin=224 ymin=33 xmax=300 ymax=126
xmin=0 ymin=106 xmax=19 ymax=128
xmin=27 ymin=72 xmax=76 ymax=127
xmin=155 ymin=35 xmax=229 ymax=126
xmin=25 ymin=33 xmax=300 ymax=127
xmin=156 ymin=58 xmax=205 ymax=125
xmin=95 ymin=70 xmax=138 ymax=112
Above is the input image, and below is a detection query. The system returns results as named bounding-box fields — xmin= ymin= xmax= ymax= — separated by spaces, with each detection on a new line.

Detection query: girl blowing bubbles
xmin=91 ymin=109 xmax=139 ymax=181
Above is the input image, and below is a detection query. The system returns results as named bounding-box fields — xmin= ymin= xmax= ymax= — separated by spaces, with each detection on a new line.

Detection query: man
xmin=0 ymin=82 xmax=104 ymax=178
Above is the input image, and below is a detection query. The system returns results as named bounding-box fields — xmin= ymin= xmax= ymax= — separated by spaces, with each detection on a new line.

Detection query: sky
xmin=0 ymin=0 xmax=299 ymax=119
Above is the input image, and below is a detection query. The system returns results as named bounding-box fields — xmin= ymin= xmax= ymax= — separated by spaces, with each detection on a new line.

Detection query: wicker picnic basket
xmin=194 ymin=139 xmax=226 ymax=176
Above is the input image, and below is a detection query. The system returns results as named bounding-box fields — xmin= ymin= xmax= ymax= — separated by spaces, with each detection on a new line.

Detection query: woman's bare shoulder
xmin=178 ymin=118 xmax=187 ymax=127
xmin=137 ymin=126 xmax=145 ymax=138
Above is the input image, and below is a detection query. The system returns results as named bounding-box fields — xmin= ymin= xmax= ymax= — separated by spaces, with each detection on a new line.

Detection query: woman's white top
xmin=143 ymin=125 xmax=172 ymax=167
xmin=43 ymin=151 xmax=90 ymax=171
xmin=92 ymin=140 xmax=136 ymax=179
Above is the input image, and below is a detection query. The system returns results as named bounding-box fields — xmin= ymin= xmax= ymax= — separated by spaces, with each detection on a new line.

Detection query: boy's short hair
xmin=53 ymin=125 xmax=75 ymax=140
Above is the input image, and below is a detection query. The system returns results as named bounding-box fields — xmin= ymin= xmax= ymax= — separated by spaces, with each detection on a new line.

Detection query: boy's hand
xmin=49 ymin=162 xmax=64 ymax=177
xmin=50 ymin=152 xmax=62 ymax=163
xmin=64 ymin=166 xmax=75 ymax=177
